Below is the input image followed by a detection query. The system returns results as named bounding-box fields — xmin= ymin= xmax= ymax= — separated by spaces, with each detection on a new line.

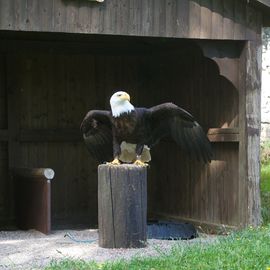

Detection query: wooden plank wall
xmin=142 ymin=48 xmax=240 ymax=227
xmin=238 ymin=41 xmax=262 ymax=227
xmin=0 ymin=55 xmax=6 ymax=128
xmin=0 ymin=54 xmax=9 ymax=227
xmin=139 ymin=47 xmax=239 ymax=128
xmin=150 ymin=143 xmax=239 ymax=227
xmin=10 ymin=52 xmax=143 ymax=227
xmin=0 ymin=38 xmax=240 ymax=228
xmin=0 ymin=0 xmax=262 ymax=41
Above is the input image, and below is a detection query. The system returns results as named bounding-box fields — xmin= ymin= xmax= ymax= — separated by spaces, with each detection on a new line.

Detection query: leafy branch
xmin=263 ymin=28 xmax=270 ymax=51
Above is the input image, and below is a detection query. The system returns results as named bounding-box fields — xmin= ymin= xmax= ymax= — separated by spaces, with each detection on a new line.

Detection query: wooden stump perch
xmin=98 ymin=164 xmax=147 ymax=248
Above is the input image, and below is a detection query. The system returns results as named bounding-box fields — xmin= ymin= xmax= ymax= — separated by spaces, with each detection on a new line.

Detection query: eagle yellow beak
xmin=120 ymin=93 xmax=130 ymax=102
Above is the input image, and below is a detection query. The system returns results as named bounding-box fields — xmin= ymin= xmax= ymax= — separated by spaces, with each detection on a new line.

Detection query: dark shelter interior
xmin=0 ymin=31 xmax=240 ymax=230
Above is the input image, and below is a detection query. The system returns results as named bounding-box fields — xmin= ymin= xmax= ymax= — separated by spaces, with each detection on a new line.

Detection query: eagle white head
xmin=110 ymin=91 xmax=135 ymax=117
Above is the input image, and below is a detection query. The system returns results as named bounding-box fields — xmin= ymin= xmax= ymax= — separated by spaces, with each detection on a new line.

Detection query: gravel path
xmin=0 ymin=229 xmax=218 ymax=270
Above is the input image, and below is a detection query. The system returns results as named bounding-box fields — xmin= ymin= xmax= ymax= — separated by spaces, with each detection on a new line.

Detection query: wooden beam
xmin=4 ymin=128 xmax=240 ymax=143
xmin=207 ymin=128 xmax=239 ymax=134
xmin=238 ymin=41 xmax=262 ymax=227
xmin=207 ymin=128 xmax=239 ymax=142
xmin=11 ymin=168 xmax=55 ymax=180
xmin=3 ymin=128 xmax=239 ymax=142
xmin=0 ymin=38 xmax=162 ymax=55
xmin=208 ymin=134 xmax=239 ymax=142
xmin=19 ymin=129 xmax=82 ymax=142
xmin=18 ymin=128 xmax=239 ymax=143
xmin=154 ymin=212 xmax=238 ymax=234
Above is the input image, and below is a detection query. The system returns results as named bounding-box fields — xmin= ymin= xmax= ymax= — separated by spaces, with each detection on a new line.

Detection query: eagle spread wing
xmin=81 ymin=103 xmax=212 ymax=163
xmin=148 ymin=103 xmax=212 ymax=163
xmin=80 ymin=110 xmax=113 ymax=162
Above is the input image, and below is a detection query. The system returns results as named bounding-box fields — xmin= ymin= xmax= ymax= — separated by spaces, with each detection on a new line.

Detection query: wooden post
xmin=98 ymin=164 xmax=147 ymax=248
xmin=12 ymin=168 xmax=54 ymax=234
xmin=239 ymin=40 xmax=262 ymax=227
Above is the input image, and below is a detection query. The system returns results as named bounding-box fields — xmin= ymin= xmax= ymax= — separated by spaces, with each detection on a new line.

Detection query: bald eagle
xmin=80 ymin=91 xmax=212 ymax=166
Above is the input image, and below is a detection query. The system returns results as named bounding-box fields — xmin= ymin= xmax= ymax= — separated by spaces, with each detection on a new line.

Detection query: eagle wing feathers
xmin=81 ymin=103 xmax=212 ymax=163
xmin=148 ymin=103 xmax=212 ymax=162
xmin=80 ymin=110 xmax=113 ymax=162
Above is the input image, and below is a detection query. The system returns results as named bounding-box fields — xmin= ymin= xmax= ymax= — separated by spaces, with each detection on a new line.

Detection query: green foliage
xmin=45 ymin=226 xmax=270 ymax=270
xmin=261 ymin=191 xmax=270 ymax=225
xmin=261 ymin=162 xmax=270 ymax=192
xmin=261 ymin=140 xmax=270 ymax=224
xmin=261 ymin=161 xmax=270 ymax=224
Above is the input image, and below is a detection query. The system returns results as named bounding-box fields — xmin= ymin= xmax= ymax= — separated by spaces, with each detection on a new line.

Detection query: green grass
xmin=261 ymin=162 xmax=270 ymax=225
xmin=46 ymin=259 xmax=99 ymax=270
xmin=45 ymin=225 xmax=270 ymax=270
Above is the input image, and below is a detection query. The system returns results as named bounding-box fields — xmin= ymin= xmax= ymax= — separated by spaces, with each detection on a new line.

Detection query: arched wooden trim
xmin=196 ymin=40 xmax=244 ymax=89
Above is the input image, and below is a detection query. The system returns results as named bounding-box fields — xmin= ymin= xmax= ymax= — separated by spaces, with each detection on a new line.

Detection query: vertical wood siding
xmin=0 ymin=143 xmax=8 ymax=226
xmin=150 ymin=142 xmax=239 ymax=226
xmin=238 ymin=40 xmax=262 ymax=227
xmin=9 ymin=52 xmax=144 ymax=226
xmin=0 ymin=54 xmax=6 ymax=129
xmin=143 ymin=49 xmax=239 ymax=226
xmin=0 ymin=54 xmax=9 ymax=227
xmin=0 ymin=0 xmax=261 ymax=41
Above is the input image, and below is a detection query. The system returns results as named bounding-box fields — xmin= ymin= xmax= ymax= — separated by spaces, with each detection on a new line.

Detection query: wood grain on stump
xmin=98 ymin=164 xmax=147 ymax=248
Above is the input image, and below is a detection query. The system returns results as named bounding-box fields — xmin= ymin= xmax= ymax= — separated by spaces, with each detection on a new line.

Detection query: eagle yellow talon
xmin=133 ymin=159 xmax=148 ymax=167
xmin=107 ymin=158 xmax=121 ymax=165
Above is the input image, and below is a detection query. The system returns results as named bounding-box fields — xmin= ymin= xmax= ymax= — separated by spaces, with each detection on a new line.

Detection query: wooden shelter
xmin=0 ymin=0 xmax=269 ymax=231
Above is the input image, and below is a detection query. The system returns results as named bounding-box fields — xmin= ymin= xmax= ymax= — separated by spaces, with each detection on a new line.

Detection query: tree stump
xmin=98 ymin=164 xmax=147 ymax=248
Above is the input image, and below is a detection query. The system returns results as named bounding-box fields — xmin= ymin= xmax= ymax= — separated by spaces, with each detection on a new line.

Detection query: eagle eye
xmin=117 ymin=94 xmax=121 ymax=97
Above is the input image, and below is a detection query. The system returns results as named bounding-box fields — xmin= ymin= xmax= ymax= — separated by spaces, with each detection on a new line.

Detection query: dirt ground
xmin=0 ymin=229 xmax=218 ymax=270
